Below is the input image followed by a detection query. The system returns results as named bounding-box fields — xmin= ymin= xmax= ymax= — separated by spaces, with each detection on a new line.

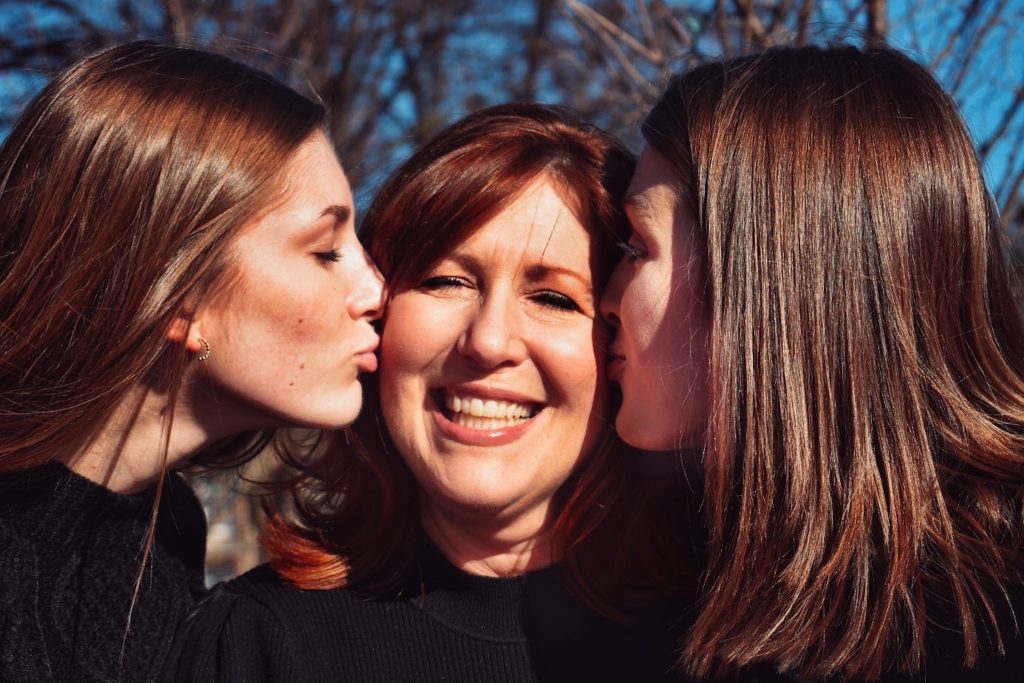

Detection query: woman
xmin=0 ymin=42 xmax=383 ymax=680
xmin=172 ymin=103 xmax=688 ymax=682
xmin=600 ymin=44 xmax=1024 ymax=680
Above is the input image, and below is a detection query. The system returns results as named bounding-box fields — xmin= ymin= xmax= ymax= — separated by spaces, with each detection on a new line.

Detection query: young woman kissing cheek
xmin=600 ymin=145 xmax=710 ymax=452
xmin=193 ymin=133 xmax=383 ymax=432
xmin=379 ymin=175 xmax=608 ymax=562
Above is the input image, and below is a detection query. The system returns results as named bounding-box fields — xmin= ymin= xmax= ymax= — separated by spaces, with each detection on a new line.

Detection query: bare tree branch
xmin=866 ymin=0 xmax=887 ymax=43
xmin=948 ymin=0 xmax=1008 ymax=97
xmin=979 ymin=86 xmax=1024 ymax=162
xmin=796 ymin=0 xmax=815 ymax=45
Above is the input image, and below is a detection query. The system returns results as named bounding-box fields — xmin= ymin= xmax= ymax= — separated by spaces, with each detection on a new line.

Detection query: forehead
xmin=283 ymin=133 xmax=351 ymax=200
xmin=624 ymin=146 xmax=683 ymax=219
xmin=453 ymin=176 xmax=593 ymax=266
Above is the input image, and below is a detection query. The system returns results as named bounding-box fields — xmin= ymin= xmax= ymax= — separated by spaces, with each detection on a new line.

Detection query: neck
xmin=421 ymin=501 xmax=559 ymax=577
xmin=59 ymin=383 xmax=222 ymax=494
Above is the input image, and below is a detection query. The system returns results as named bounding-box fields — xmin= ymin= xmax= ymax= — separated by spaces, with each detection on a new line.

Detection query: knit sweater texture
xmin=0 ymin=461 xmax=207 ymax=682
xmin=169 ymin=537 xmax=687 ymax=682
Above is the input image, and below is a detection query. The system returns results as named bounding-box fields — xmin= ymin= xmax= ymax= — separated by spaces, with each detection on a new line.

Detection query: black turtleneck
xmin=0 ymin=461 xmax=207 ymax=682
xmin=168 ymin=536 xmax=687 ymax=682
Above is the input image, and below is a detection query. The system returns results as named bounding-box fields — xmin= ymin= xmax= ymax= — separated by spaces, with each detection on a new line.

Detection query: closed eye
xmin=314 ymin=248 xmax=344 ymax=264
xmin=530 ymin=290 xmax=581 ymax=312
xmin=420 ymin=275 xmax=472 ymax=291
xmin=617 ymin=240 xmax=646 ymax=263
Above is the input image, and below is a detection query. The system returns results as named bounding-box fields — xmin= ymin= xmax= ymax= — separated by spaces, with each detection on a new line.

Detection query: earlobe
xmin=166 ymin=317 xmax=205 ymax=354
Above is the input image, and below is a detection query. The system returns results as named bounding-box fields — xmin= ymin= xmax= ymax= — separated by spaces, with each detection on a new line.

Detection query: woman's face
xmin=600 ymin=146 xmax=709 ymax=451
xmin=380 ymin=175 xmax=607 ymax=533
xmin=196 ymin=133 xmax=383 ymax=430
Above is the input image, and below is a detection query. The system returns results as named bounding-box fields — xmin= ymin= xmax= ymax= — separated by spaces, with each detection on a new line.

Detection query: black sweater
xmin=0 ymin=462 xmax=207 ymax=682
xmin=169 ymin=538 xmax=688 ymax=682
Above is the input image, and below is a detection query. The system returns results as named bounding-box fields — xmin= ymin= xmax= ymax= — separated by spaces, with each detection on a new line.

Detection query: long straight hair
xmin=0 ymin=42 xmax=326 ymax=474
xmin=645 ymin=45 xmax=1024 ymax=679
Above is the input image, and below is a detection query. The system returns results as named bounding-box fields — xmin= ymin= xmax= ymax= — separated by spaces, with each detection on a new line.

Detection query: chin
xmin=616 ymin=412 xmax=672 ymax=452
xmin=294 ymin=396 xmax=364 ymax=430
xmin=429 ymin=477 xmax=534 ymax=519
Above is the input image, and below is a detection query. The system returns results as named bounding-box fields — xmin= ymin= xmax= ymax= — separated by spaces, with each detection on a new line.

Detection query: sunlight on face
xmin=197 ymin=133 xmax=383 ymax=431
xmin=601 ymin=146 xmax=710 ymax=451
xmin=380 ymin=175 xmax=608 ymax=535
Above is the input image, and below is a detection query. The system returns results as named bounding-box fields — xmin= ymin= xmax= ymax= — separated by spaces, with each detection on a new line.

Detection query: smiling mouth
xmin=438 ymin=391 xmax=541 ymax=430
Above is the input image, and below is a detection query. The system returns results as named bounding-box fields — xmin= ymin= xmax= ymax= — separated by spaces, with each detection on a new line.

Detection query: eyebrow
xmin=523 ymin=263 xmax=592 ymax=289
xmin=623 ymin=189 xmax=653 ymax=218
xmin=321 ymin=204 xmax=352 ymax=224
xmin=442 ymin=253 xmax=593 ymax=289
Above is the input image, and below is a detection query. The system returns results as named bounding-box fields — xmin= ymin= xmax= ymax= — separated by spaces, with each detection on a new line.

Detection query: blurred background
xmin=1 ymin=0 xmax=1021 ymax=584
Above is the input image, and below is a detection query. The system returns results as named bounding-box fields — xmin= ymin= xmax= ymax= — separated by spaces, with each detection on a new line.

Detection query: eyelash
xmin=617 ymin=240 xmax=647 ymax=263
xmin=531 ymin=291 xmax=580 ymax=312
xmin=314 ymin=248 xmax=344 ymax=264
xmin=421 ymin=275 xmax=467 ymax=290
xmin=421 ymin=276 xmax=580 ymax=312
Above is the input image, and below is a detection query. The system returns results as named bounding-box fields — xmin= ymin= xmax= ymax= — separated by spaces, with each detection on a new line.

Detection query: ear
xmin=166 ymin=317 xmax=205 ymax=354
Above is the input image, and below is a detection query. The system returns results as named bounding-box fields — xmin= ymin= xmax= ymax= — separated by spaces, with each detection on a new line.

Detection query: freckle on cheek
xmin=298 ymin=318 xmax=304 ymax=324
xmin=300 ymin=363 xmax=306 ymax=369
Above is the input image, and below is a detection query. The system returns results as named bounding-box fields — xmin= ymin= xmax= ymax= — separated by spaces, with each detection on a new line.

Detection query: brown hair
xmin=645 ymin=44 xmax=1024 ymax=678
xmin=264 ymin=103 xmax=678 ymax=605
xmin=0 ymin=41 xmax=326 ymax=473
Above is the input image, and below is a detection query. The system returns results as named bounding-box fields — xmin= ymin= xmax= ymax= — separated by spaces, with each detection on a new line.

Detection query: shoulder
xmin=523 ymin=567 xmax=690 ymax=682
xmin=185 ymin=564 xmax=313 ymax=634
xmin=216 ymin=563 xmax=365 ymax=619
xmin=0 ymin=521 xmax=51 ymax=680
xmin=168 ymin=565 xmax=309 ymax=682
xmin=0 ymin=466 xmax=206 ymax=681
xmin=169 ymin=563 xmax=387 ymax=681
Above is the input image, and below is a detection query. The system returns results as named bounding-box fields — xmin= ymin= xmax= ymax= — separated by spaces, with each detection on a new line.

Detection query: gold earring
xmin=196 ymin=338 xmax=211 ymax=362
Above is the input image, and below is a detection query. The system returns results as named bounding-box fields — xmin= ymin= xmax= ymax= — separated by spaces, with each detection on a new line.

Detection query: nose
xmin=456 ymin=289 xmax=527 ymax=369
xmin=599 ymin=261 xmax=625 ymax=329
xmin=348 ymin=247 xmax=385 ymax=322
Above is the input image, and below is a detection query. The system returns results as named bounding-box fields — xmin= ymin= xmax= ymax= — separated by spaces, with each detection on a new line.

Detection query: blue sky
xmin=0 ymin=1 xmax=1021 ymax=204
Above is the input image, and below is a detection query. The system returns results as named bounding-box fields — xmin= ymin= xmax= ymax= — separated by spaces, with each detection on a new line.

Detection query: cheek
xmin=541 ymin=324 xmax=605 ymax=412
xmin=622 ymin=269 xmax=669 ymax=356
xmin=379 ymin=329 xmax=416 ymax=410
xmin=234 ymin=263 xmax=339 ymax=342
xmin=379 ymin=297 xmax=452 ymax=398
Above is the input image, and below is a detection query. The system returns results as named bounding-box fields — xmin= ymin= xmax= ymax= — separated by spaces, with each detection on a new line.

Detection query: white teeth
xmin=444 ymin=392 xmax=537 ymax=427
xmin=451 ymin=414 xmax=527 ymax=430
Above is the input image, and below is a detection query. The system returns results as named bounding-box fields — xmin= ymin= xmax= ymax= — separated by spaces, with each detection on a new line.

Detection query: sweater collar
xmin=405 ymin=533 xmax=561 ymax=643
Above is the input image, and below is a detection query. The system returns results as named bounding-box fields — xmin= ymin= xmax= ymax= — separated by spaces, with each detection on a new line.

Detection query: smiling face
xmin=380 ymin=175 xmax=608 ymax=538
xmin=194 ymin=133 xmax=384 ymax=431
xmin=600 ymin=145 xmax=710 ymax=451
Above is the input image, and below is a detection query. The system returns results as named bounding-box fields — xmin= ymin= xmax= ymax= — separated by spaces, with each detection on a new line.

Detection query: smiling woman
xmin=171 ymin=103 xmax=689 ymax=682
xmin=381 ymin=175 xmax=608 ymax=575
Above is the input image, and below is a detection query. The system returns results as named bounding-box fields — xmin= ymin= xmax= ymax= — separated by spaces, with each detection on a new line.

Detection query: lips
xmin=355 ymin=351 xmax=378 ymax=373
xmin=354 ymin=335 xmax=380 ymax=373
xmin=606 ymin=355 xmax=626 ymax=382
